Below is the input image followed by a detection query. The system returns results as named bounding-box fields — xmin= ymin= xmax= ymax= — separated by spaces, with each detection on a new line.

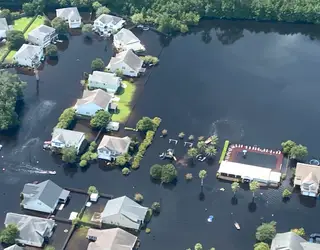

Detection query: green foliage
xmin=0 ymin=71 xmax=26 ymax=131
xmin=145 ymin=208 xmax=153 ymax=222
xmin=185 ymin=173 xmax=193 ymax=180
xmin=72 ymin=217 xmax=80 ymax=226
xmin=136 ymin=117 xmax=154 ymax=132
xmin=56 ymin=108 xmax=76 ymax=129
xmin=291 ymin=228 xmax=305 ymax=237
xmin=46 ymin=44 xmax=58 ymax=57
xmin=187 ymin=147 xmax=198 ymax=158
xmin=161 ymin=129 xmax=168 ymax=136
xmin=282 ymin=188 xmax=292 ymax=198
xmin=280 ymin=174 xmax=286 ymax=181
xmin=131 ymin=13 xmax=145 ymax=24
xmin=122 ymin=167 xmax=131 ymax=175
xmin=115 ymin=68 xmax=123 ymax=77
xmin=161 ymin=164 xmax=177 ymax=183
xmin=205 ymin=146 xmax=217 ymax=157
xmin=199 ymin=170 xmax=207 ymax=179
xmin=0 ymin=9 xmax=12 ymax=24
xmin=61 ymin=146 xmax=77 ymax=163
xmin=290 ymin=144 xmax=308 ymax=160
xmin=90 ymin=110 xmax=111 ymax=129
xmin=151 ymin=202 xmax=160 ymax=213
xmin=194 ymin=243 xmax=203 ymax=250
xmin=96 ymin=6 xmax=110 ymax=16
xmin=254 ymin=242 xmax=270 ymax=250
xmin=79 ymin=159 xmax=88 ymax=167
xmin=281 ymin=140 xmax=296 ymax=155
xmin=91 ymin=58 xmax=105 ymax=71
xmin=7 ymin=30 xmax=25 ymax=50
xmin=87 ymin=185 xmax=98 ymax=195
xmin=145 ymin=228 xmax=151 ymax=233
xmin=0 ymin=224 xmax=19 ymax=244
xmin=31 ymin=0 xmax=45 ymax=14
xmin=219 ymin=140 xmax=230 ymax=163
xmin=140 ymin=55 xmax=159 ymax=65
xmin=23 ymin=2 xmax=35 ymax=16
xmin=231 ymin=181 xmax=240 ymax=194
xmin=52 ymin=17 xmax=68 ymax=34
xmin=188 ymin=135 xmax=194 ymax=141
xmin=82 ymin=24 xmax=93 ymax=37
xmin=134 ymin=193 xmax=143 ymax=202
xmin=250 ymin=180 xmax=260 ymax=197
xmin=197 ymin=141 xmax=206 ymax=152
xmin=178 ymin=132 xmax=185 ymax=139
xmin=44 ymin=246 xmax=55 ymax=250
xmin=44 ymin=18 xmax=52 ymax=27
xmin=256 ymin=221 xmax=277 ymax=243
xmin=116 ymin=155 xmax=129 ymax=167
xmin=150 ymin=164 xmax=162 ymax=179
xmin=92 ymin=1 xmax=102 ymax=10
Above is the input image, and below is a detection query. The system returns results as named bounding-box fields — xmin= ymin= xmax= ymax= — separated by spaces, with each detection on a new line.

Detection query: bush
xmin=140 ymin=55 xmax=159 ymax=65
xmin=145 ymin=228 xmax=151 ymax=234
xmin=23 ymin=2 xmax=34 ymax=16
xmin=7 ymin=30 xmax=25 ymax=50
xmin=151 ymin=202 xmax=160 ymax=213
xmin=178 ymin=132 xmax=185 ymax=139
xmin=219 ymin=140 xmax=230 ymax=163
xmin=56 ymin=108 xmax=76 ymax=129
xmin=281 ymin=173 xmax=286 ymax=181
xmin=161 ymin=164 xmax=177 ymax=183
xmin=282 ymin=188 xmax=292 ymax=198
xmin=46 ymin=44 xmax=58 ymax=58
xmin=0 ymin=224 xmax=19 ymax=244
xmin=61 ymin=146 xmax=77 ymax=163
xmin=91 ymin=58 xmax=105 ymax=71
xmin=150 ymin=164 xmax=162 ymax=179
xmin=79 ymin=160 xmax=88 ymax=167
xmin=134 ymin=193 xmax=143 ymax=203
xmin=188 ymin=135 xmax=194 ymax=141
xmin=122 ymin=167 xmax=131 ymax=175
xmin=256 ymin=221 xmax=277 ymax=243
xmin=87 ymin=186 xmax=98 ymax=195
xmin=145 ymin=208 xmax=153 ymax=222
xmin=185 ymin=173 xmax=193 ymax=180
xmin=291 ymin=228 xmax=305 ymax=237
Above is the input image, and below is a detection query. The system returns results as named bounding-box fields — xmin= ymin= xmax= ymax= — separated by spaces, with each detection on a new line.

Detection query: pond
xmin=1 ymin=19 xmax=320 ymax=250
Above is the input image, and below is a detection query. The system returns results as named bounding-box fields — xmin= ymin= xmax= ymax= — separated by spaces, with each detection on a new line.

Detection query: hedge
xmin=219 ymin=140 xmax=230 ymax=164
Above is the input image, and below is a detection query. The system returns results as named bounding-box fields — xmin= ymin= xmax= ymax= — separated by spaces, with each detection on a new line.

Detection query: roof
xmin=109 ymin=50 xmax=143 ymax=72
xmin=101 ymin=196 xmax=148 ymax=223
xmin=294 ymin=163 xmax=320 ymax=186
xmin=95 ymin=14 xmax=123 ymax=25
xmin=0 ymin=18 xmax=8 ymax=30
xmin=218 ymin=161 xmax=281 ymax=183
xmin=4 ymin=245 xmax=24 ymax=250
xmin=75 ymin=89 xmax=113 ymax=109
xmin=56 ymin=7 xmax=81 ymax=20
xmin=14 ymin=44 xmax=42 ymax=59
xmin=114 ymin=28 xmax=140 ymax=45
xmin=87 ymin=228 xmax=137 ymax=250
xmin=4 ymin=213 xmax=55 ymax=247
xmin=28 ymin=25 xmax=55 ymax=40
xmin=22 ymin=180 xmax=69 ymax=210
xmin=98 ymin=135 xmax=131 ymax=153
xmin=52 ymin=128 xmax=85 ymax=146
xmin=271 ymin=232 xmax=320 ymax=250
xmin=89 ymin=71 xmax=120 ymax=86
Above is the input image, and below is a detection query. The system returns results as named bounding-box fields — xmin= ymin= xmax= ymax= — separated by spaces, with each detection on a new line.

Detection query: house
xmin=93 ymin=14 xmax=125 ymax=35
xmin=21 ymin=179 xmax=70 ymax=213
xmin=294 ymin=163 xmax=320 ymax=197
xmin=13 ymin=44 xmax=43 ymax=67
xmin=56 ymin=7 xmax=81 ymax=28
xmin=98 ymin=135 xmax=131 ymax=161
xmin=51 ymin=128 xmax=85 ymax=153
xmin=271 ymin=232 xmax=320 ymax=250
xmin=87 ymin=228 xmax=137 ymax=250
xmin=4 ymin=213 xmax=56 ymax=247
xmin=113 ymin=28 xmax=145 ymax=52
xmin=106 ymin=49 xmax=144 ymax=77
xmin=27 ymin=24 xmax=58 ymax=48
xmin=74 ymin=89 xmax=113 ymax=117
xmin=4 ymin=245 xmax=24 ymax=250
xmin=217 ymin=161 xmax=281 ymax=186
xmin=101 ymin=196 xmax=148 ymax=230
xmin=0 ymin=18 xmax=9 ymax=38
xmin=88 ymin=71 xmax=121 ymax=93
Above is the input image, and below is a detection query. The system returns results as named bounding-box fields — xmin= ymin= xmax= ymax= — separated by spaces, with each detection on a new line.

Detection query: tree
xmin=96 ymin=6 xmax=110 ymax=16
xmin=0 ymin=224 xmax=19 ymax=244
xmin=90 ymin=110 xmax=111 ymax=129
xmin=52 ymin=17 xmax=69 ymax=34
xmin=92 ymin=1 xmax=102 ymax=10
xmin=32 ymin=0 xmax=45 ymax=14
xmin=91 ymin=58 xmax=105 ymax=71
xmin=151 ymin=202 xmax=160 ymax=213
xmin=87 ymin=185 xmax=98 ymax=195
xmin=199 ymin=170 xmax=207 ymax=187
xmin=116 ymin=154 xmax=130 ymax=167
xmin=44 ymin=18 xmax=52 ymax=27
xmin=256 ymin=221 xmax=277 ymax=243
xmin=282 ymin=188 xmax=292 ymax=198
xmin=82 ymin=24 xmax=93 ymax=38
xmin=6 ymin=30 xmax=25 ymax=50
xmin=210 ymin=135 xmax=219 ymax=145
xmin=281 ymin=140 xmax=296 ymax=155
xmin=205 ymin=146 xmax=217 ymax=157
xmin=122 ymin=167 xmax=130 ymax=175
xmin=187 ymin=147 xmax=198 ymax=161
xmin=194 ymin=243 xmax=203 ymax=250
xmin=290 ymin=144 xmax=308 ymax=160
xmin=250 ymin=180 xmax=260 ymax=198
xmin=134 ymin=193 xmax=143 ymax=202
xmin=61 ymin=146 xmax=77 ymax=163
xmin=46 ymin=44 xmax=58 ymax=58
xmin=291 ymin=228 xmax=305 ymax=237
xmin=23 ymin=2 xmax=35 ymax=16
xmin=136 ymin=117 xmax=154 ymax=132
xmin=150 ymin=164 xmax=162 ymax=180
xmin=197 ymin=141 xmax=206 ymax=153
xmin=79 ymin=160 xmax=88 ymax=167
xmin=131 ymin=13 xmax=145 ymax=24
xmin=254 ymin=242 xmax=270 ymax=250
xmin=231 ymin=181 xmax=240 ymax=196
xmin=0 ymin=9 xmax=12 ymax=24
xmin=161 ymin=164 xmax=177 ymax=183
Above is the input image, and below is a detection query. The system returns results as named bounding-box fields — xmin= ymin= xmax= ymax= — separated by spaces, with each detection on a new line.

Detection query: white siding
xmin=13 ymin=49 xmax=44 ymax=67
xmin=88 ymin=78 xmax=120 ymax=93
xmin=23 ymin=200 xmax=54 ymax=213
xmin=108 ymin=61 xmax=138 ymax=77
xmin=75 ymin=103 xmax=106 ymax=117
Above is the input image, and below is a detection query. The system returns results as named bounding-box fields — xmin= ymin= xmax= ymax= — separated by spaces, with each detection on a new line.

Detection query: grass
xmin=5 ymin=50 xmax=16 ymax=63
xmin=0 ymin=44 xmax=9 ymax=60
xmin=24 ymin=16 xmax=45 ymax=38
xmin=112 ymin=80 xmax=137 ymax=123
xmin=80 ymin=211 xmax=92 ymax=223
xmin=13 ymin=17 xmax=34 ymax=32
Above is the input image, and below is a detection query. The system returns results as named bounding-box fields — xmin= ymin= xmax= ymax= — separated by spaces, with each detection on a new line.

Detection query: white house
xmin=51 ymin=128 xmax=85 ymax=153
xmin=13 ymin=44 xmax=44 ymax=67
xmin=21 ymin=180 xmax=70 ymax=213
xmin=4 ymin=213 xmax=56 ymax=247
xmin=0 ymin=18 xmax=9 ymax=38
xmin=56 ymin=7 xmax=81 ymax=28
xmin=74 ymin=89 xmax=113 ymax=117
xmin=27 ymin=24 xmax=58 ymax=48
xmin=113 ymin=28 xmax=145 ymax=52
xmin=93 ymin=14 xmax=125 ymax=35
xmin=294 ymin=163 xmax=320 ymax=197
xmin=98 ymin=135 xmax=131 ymax=161
xmin=88 ymin=71 xmax=121 ymax=93
xmin=106 ymin=49 xmax=144 ymax=77
xmin=4 ymin=245 xmax=24 ymax=250
xmin=271 ymin=232 xmax=320 ymax=250
xmin=101 ymin=196 xmax=148 ymax=230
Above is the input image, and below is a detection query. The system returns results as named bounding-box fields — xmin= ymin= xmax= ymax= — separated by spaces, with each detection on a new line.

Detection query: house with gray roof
xmin=271 ymin=232 xmax=320 ymax=250
xmin=98 ymin=135 xmax=131 ymax=161
xmin=113 ymin=28 xmax=145 ymax=52
xmin=13 ymin=44 xmax=43 ymax=67
xmin=27 ymin=24 xmax=57 ymax=48
xmin=88 ymin=71 xmax=121 ymax=93
xmin=51 ymin=128 xmax=85 ymax=153
xmin=106 ymin=49 xmax=144 ymax=77
xmin=0 ymin=18 xmax=9 ymax=38
xmin=93 ymin=14 xmax=125 ymax=35
xmin=100 ymin=196 xmax=147 ymax=230
xmin=21 ymin=180 xmax=70 ymax=213
xmin=4 ymin=213 xmax=56 ymax=247
xmin=56 ymin=7 xmax=81 ymax=28
xmin=4 ymin=245 xmax=24 ymax=250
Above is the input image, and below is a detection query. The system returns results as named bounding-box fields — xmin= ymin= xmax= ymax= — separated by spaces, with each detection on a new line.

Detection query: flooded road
xmin=1 ymin=20 xmax=320 ymax=250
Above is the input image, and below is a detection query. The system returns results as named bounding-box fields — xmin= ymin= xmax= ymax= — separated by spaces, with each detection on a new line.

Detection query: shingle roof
xmin=14 ymin=44 xmax=42 ymax=60
xmin=114 ymin=28 xmax=140 ymax=45
xmin=98 ymin=135 xmax=131 ymax=153
xmin=56 ymin=7 xmax=81 ymax=20
xmin=4 ymin=245 xmax=24 ymax=250
xmin=96 ymin=14 xmax=123 ymax=25
xmin=89 ymin=71 xmax=120 ymax=87
xmin=87 ymin=228 xmax=137 ymax=250
xmin=52 ymin=128 xmax=85 ymax=146
xmin=294 ymin=163 xmax=320 ymax=186
xmin=109 ymin=49 xmax=143 ymax=72
xmin=0 ymin=18 xmax=8 ymax=30
xmin=75 ymin=89 xmax=113 ymax=109
xmin=28 ymin=24 xmax=55 ymax=40
xmin=270 ymin=232 xmax=320 ymax=250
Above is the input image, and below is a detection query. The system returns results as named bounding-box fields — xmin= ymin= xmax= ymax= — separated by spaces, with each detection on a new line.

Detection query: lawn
xmin=13 ymin=17 xmax=34 ymax=32
xmin=4 ymin=50 xmax=16 ymax=63
xmin=24 ymin=15 xmax=45 ymax=38
xmin=112 ymin=80 xmax=137 ymax=123
xmin=0 ymin=44 xmax=9 ymax=60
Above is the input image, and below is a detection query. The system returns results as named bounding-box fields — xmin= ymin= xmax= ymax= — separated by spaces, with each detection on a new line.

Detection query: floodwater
xmin=1 ymin=20 xmax=320 ymax=250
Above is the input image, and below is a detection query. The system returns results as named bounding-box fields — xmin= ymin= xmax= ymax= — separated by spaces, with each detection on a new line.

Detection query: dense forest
xmin=1 ymin=0 xmax=320 ymax=32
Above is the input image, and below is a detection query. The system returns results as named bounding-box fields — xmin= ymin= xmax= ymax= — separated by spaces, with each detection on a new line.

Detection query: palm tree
xmin=231 ymin=181 xmax=240 ymax=197
xmin=210 ymin=135 xmax=219 ymax=145
xmin=249 ymin=180 xmax=260 ymax=198
xmin=187 ymin=147 xmax=198 ymax=160
xmin=205 ymin=146 xmax=217 ymax=157
xmin=199 ymin=170 xmax=207 ymax=187
xmin=197 ymin=141 xmax=206 ymax=153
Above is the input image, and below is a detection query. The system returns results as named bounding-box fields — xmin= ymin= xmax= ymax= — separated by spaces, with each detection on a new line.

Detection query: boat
xmin=48 ymin=171 xmax=56 ymax=175
xmin=205 ymin=137 xmax=212 ymax=144
xmin=143 ymin=26 xmax=150 ymax=31
xmin=234 ymin=222 xmax=240 ymax=230
xmin=0 ymin=144 xmax=2 ymax=150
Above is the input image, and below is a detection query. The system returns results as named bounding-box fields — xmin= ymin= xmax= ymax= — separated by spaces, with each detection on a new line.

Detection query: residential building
xmin=271 ymin=232 xmax=320 ymax=250
xmin=51 ymin=128 xmax=85 ymax=153
xmin=87 ymin=228 xmax=137 ymax=250
xmin=13 ymin=44 xmax=43 ymax=67
xmin=98 ymin=135 xmax=131 ymax=161
xmin=27 ymin=24 xmax=58 ymax=48
xmin=88 ymin=71 xmax=121 ymax=93
xmin=21 ymin=180 xmax=70 ymax=213
xmin=4 ymin=213 xmax=56 ymax=247
xmin=93 ymin=14 xmax=125 ymax=35
xmin=56 ymin=7 xmax=81 ymax=28
xmin=106 ymin=49 xmax=144 ymax=77
xmin=4 ymin=245 xmax=24 ymax=250
xmin=217 ymin=161 xmax=281 ymax=186
xmin=74 ymin=89 xmax=113 ymax=117
xmin=101 ymin=196 xmax=148 ymax=230
xmin=113 ymin=28 xmax=145 ymax=52
xmin=294 ymin=163 xmax=320 ymax=197
xmin=0 ymin=18 xmax=9 ymax=38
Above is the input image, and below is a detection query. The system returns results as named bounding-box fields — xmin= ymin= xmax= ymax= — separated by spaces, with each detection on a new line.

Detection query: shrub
xmin=0 ymin=224 xmax=19 ymax=244
xmin=178 ymin=132 xmax=185 ymax=139
xmin=87 ymin=186 xmax=98 ymax=195
xmin=185 ymin=173 xmax=193 ymax=180
xmin=145 ymin=208 xmax=153 ymax=222
xmin=79 ymin=160 xmax=88 ymax=167
xmin=161 ymin=129 xmax=168 ymax=136
xmin=145 ymin=228 xmax=151 ymax=234
xmin=281 ymin=173 xmax=286 ymax=181
xmin=46 ymin=44 xmax=58 ymax=58
xmin=291 ymin=228 xmax=305 ymax=237
xmin=151 ymin=202 xmax=160 ymax=213
xmin=140 ymin=55 xmax=159 ymax=65
xmin=122 ymin=167 xmax=131 ymax=175
xmin=150 ymin=164 xmax=162 ymax=179
xmin=152 ymin=117 xmax=161 ymax=130
xmin=198 ymin=136 xmax=205 ymax=141
xmin=7 ymin=30 xmax=25 ymax=50
xmin=219 ymin=140 xmax=230 ymax=163
xmin=282 ymin=188 xmax=292 ymax=198
xmin=161 ymin=164 xmax=177 ymax=183
xmin=188 ymin=135 xmax=194 ymax=141
xmin=134 ymin=193 xmax=143 ymax=203
xmin=256 ymin=221 xmax=277 ymax=243
xmin=56 ymin=108 xmax=76 ymax=129
xmin=91 ymin=58 xmax=105 ymax=71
